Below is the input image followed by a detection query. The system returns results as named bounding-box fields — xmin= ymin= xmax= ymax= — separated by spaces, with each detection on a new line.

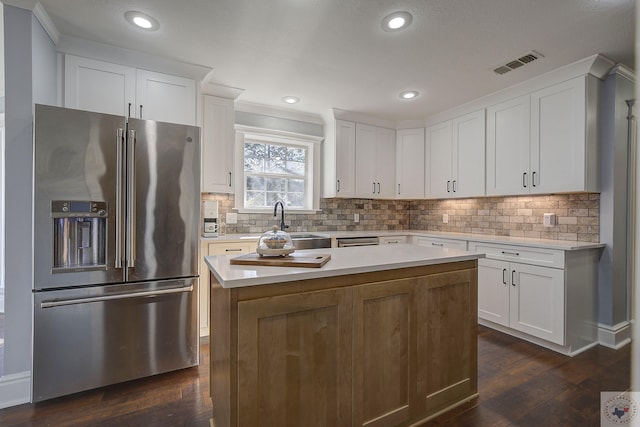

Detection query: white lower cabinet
xmin=478 ymin=258 xmax=564 ymax=345
xmin=411 ymin=236 xmax=467 ymax=250
xmin=470 ymin=241 xmax=600 ymax=355
xmin=199 ymin=240 xmax=256 ymax=336
xmin=378 ymin=235 xmax=407 ymax=245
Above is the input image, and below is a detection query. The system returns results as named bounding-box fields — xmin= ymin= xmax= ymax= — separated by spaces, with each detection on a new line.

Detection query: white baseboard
xmin=0 ymin=371 xmax=31 ymax=409
xmin=478 ymin=319 xmax=598 ymax=356
xmin=598 ymin=321 xmax=632 ymax=349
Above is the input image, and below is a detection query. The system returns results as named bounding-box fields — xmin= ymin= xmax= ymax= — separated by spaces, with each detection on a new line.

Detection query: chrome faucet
xmin=273 ymin=201 xmax=288 ymax=231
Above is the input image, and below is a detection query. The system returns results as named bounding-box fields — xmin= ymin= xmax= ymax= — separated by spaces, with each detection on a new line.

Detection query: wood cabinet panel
xmin=237 ymin=289 xmax=353 ymax=427
xmin=419 ymin=269 xmax=477 ymax=414
xmin=353 ymin=280 xmax=417 ymax=427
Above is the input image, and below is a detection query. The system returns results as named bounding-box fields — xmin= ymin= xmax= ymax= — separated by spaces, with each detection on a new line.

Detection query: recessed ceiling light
xmin=382 ymin=11 xmax=413 ymax=31
xmin=125 ymin=11 xmax=159 ymax=31
xmin=282 ymin=96 xmax=300 ymax=104
xmin=399 ymin=91 xmax=419 ymax=100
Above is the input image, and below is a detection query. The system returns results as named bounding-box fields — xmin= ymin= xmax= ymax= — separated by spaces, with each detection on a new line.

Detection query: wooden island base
xmin=210 ymin=260 xmax=478 ymax=427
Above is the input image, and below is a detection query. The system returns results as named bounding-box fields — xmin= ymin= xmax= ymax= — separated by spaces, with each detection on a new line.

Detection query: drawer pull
xmin=501 ymin=251 xmax=520 ymax=256
xmin=225 ymin=248 xmax=243 ymax=252
xmin=431 ymin=242 xmax=444 ymax=247
xmin=386 ymin=241 xmax=399 ymax=244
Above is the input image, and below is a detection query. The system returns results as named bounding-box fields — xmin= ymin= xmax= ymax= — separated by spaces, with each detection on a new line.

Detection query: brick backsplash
xmin=202 ymin=193 xmax=600 ymax=242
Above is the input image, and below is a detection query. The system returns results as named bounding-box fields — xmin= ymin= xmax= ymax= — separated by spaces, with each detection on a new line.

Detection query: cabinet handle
xmin=447 ymin=180 xmax=451 ymax=193
xmin=387 ymin=240 xmax=399 ymax=244
xmin=398 ymin=183 xmax=401 ymax=195
xmin=336 ymin=180 xmax=340 ymax=192
xmin=228 ymin=172 xmax=232 ymax=187
xmin=501 ymin=251 xmax=520 ymax=256
xmin=431 ymin=242 xmax=444 ymax=247
xmin=453 ymin=180 xmax=457 ymax=192
xmin=139 ymin=104 xmax=143 ymax=118
xmin=377 ymin=182 xmax=380 ymax=194
xmin=511 ymin=270 xmax=516 ymax=286
xmin=532 ymin=171 xmax=537 ymax=187
xmin=128 ymin=102 xmax=132 ymax=118
xmin=225 ymin=248 xmax=243 ymax=252
xmin=502 ymin=268 xmax=507 ymax=285
xmin=372 ymin=182 xmax=376 ymax=194
xmin=523 ymin=172 xmax=527 ymax=188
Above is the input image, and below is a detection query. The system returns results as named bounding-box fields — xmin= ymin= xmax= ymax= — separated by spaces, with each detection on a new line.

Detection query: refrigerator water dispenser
xmin=51 ymin=200 xmax=107 ymax=272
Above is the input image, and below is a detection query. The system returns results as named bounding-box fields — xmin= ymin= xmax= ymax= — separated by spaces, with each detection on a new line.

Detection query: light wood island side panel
xmin=210 ymin=261 xmax=478 ymax=427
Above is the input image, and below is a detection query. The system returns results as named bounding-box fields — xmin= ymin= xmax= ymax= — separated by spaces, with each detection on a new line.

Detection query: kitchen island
xmin=205 ymin=244 xmax=483 ymax=427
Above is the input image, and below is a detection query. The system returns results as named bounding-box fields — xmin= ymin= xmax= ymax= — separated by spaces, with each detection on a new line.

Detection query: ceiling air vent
xmin=492 ymin=51 xmax=544 ymax=76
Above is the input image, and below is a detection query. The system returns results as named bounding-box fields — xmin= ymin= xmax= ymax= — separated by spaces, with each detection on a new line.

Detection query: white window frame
xmin=234 ymin=125 xmax=322 ymax=213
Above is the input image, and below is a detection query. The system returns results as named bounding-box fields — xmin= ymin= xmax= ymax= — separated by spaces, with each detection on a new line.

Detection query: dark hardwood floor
xmin=0 ymin=326 xmax=630 ymax=426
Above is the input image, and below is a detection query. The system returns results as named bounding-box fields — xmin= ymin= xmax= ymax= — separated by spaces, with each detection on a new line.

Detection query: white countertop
xmin=205 ymin=243 xmax=483 ymax=289
xmin=202 ymin=229 xmax=604 ymax=251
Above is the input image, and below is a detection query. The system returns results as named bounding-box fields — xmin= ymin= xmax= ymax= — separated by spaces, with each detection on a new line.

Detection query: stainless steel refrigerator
xmin=32 ymin=104 xmax=200 ymax=402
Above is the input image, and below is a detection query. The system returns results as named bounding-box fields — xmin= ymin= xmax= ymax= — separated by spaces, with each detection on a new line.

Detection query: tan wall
xmin=202 ymin=193 xmax=599 ymax=242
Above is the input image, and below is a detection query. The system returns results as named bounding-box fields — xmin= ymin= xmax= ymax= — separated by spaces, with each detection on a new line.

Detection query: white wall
xmin=1 ymin=4 xmax=56 ymax=406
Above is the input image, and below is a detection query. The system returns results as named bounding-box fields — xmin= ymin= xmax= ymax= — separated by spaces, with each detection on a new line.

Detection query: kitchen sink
xmin=290 ymin=234 xmax=331 ymax=250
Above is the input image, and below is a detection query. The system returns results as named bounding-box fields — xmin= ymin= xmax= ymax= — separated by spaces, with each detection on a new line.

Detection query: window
xmin=235 ymin=126 xmax=322 ymax=212
xmin=244 ymin=140 xmax=307 ymax=208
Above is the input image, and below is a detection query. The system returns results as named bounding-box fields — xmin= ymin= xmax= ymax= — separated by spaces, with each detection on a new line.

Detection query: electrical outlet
xmin=354 ymin=213 xmax=360 ymax=223
xmin=543 ymin=213 xmax=556 ymax=227
xmin=443 ymin=213 xmax=449 ymax=224
xmin=226 ymin=212 xmax=238 ymax=224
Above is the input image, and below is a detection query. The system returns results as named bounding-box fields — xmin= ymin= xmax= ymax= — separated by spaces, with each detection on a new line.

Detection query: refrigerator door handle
xmin=40 ymin=285 xmax=194 ymax=308
xmin=115 ymin=128 xmax=125 ymax=269
xmin=126 ymin=129 xmax=137 ymax=268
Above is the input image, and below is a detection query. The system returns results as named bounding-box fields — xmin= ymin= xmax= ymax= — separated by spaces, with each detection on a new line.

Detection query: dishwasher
xmin=336 ymin=236 xmax=379 ymax=247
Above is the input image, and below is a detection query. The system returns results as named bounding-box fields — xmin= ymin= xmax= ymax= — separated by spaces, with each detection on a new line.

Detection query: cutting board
xmin=230 ymin=252 xmax=331 ymax=268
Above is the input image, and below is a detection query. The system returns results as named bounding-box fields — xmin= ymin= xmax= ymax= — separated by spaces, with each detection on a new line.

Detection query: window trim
xmin=234 ymin=125 xmax=322 ymax=214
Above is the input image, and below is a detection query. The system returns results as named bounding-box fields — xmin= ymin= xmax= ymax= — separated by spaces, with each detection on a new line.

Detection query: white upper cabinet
xmin=64 ymin=55 xmax=135 ymax=117
xmin=335 ymin=120 xmax=356 ymax=197
xmin=395 ymin=128 xmax=425 ymax=198
xmin=426 ymin=110 xmax=485 ymax=198
xmin=355 ymin=123 xmax=395 ymax=198
xmin=202 ymin=95 xmax=235 ymax=193
xmin=453 ymin=110 xmax=485 ymax=198
xmin=530 ymin=77 xmax=589 ymax=193
xmin=64 ymin=54 xmax=196 ymax=126
xmin=425 ymin=121 xmax=453 ymax=198
xmin=487 ymin=75 xmax=597 ymax=196
xmin=486 ymin=95 xmax=531 ymax=196
xmin=136 ymin=70 xmax=196 ymax=126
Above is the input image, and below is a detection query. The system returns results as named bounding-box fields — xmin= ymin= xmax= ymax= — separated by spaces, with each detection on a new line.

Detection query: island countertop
xmin=204 ymin=243 xmax=484 ymax=289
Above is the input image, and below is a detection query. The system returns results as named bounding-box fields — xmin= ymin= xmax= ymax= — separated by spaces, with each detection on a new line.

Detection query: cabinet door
xmin=425 ymin=121 xmax=453 ymax=198
xmin=395 ymin=128 xmax=425 ymax=198
xmin=486 ymin=95 xmax=530 ymax=196
xmin=530 ymin=77 xmax=586 ymax=193
xmin=335 ymin=120 xmax=356 ymax=197
xmin=453 ymin=110 xmax=485 ymax=198
xmin=355 ymin=124 xmax=378 ymax=198
xmin=202 ymin=96 xmax=235 ymax=193
xmin=200 ymin=241 xmax=254 ymax=337
xmin=375 ymin=127 xmax=396 ymax=198
xmin=64 ymin=55 xmax=135 ymax=117
xmin=510 ymin=263 xmax=565 ymax=345
xmin=418 ymin=269 xmax=477 ymax=415
xmin=353 ymin=279 xmax=416 ymax=427
xmin=237 ymin=288 xmax=353 ymax=427
xmin=477 ymin=258 xmax=510 ymax=327
xmin=135 ymin=69 xmax=196 ymax=125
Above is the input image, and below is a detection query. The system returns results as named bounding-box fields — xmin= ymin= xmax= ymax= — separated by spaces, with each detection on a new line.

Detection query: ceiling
xmin=38 ymin=0 xmax=636 ymax=123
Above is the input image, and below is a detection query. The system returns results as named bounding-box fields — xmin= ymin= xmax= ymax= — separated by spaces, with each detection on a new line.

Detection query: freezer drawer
xmin=32 ymin=277 xmax=198 ymax=402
